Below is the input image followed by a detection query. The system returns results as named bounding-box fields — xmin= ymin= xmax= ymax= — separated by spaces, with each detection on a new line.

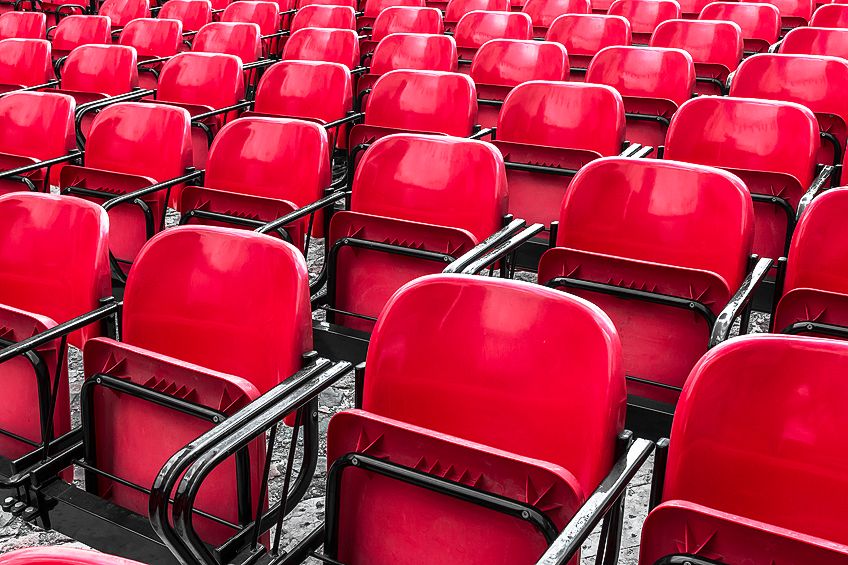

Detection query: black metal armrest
xmin=75 ymin=89 xmax=157 ymax=149
xmin=190 ymin=99 xmax=254 ymax=123
xmin=255 ymin=189 xmax=349 ymax=235
xmin=442 ymin=218 xmax=527 ymax=274
xmin=535 ymin=438 xmax=654 ymax=565
xmin=2 ymin=79 xmax=61 ymax=94
xmin=619 ymin=143 xmax=642 ymax=158
xmin=469 ymin=127 xmax=495 ymax=140
xmin=797 ymin=164 xmax=835 ymax=221
xmin=101 ymin=169 xmax=203 ymax=212
xmin=457 ymin=223 xmax=545 ymax=275
xmin=350 ymin=66 xmax=369 ymax=76
xmin=0 ymin=150 xmax=82 ymax=180
xmin=767 ymin=39 xmax=782 ymax=53
xmin=620 ymin=143 xmax=654 ymax=158
xmin=243 ymin=58 xmax=278 ymax=72
xmin=0 ymin=299 xmax=121 ymax=366
xmin=708 ymin=256 xmax=773 ymax=348
xmin=137 ymin=55 xmax=174 ymax=68
xmin=324 ymin=111 xmax=364 ymax=132
xmin=261 ymin=29 xmax=290 ymax=39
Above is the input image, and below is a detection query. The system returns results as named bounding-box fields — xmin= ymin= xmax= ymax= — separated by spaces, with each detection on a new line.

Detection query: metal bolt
xmin=312 ymin=411 xmax=318 ymax=419
xmin=95 ymin=377 xmax=102 ymax=384
xmin=520 ymin=510 xmax=530 ymax=519
xmin=1 ymin=497 xmax=14 ymax=512
xmin=10 ymin=502 xmax=25 ymax=516
xmin=807 ymin=323 xmax=814 ymax=330
xmin=351 ymin=456 xmax=359 ymax=466
xmin=688 ymin=302 xmax=695 ymax=309
xmin=212 ymin=416 xmax=220 ymax=423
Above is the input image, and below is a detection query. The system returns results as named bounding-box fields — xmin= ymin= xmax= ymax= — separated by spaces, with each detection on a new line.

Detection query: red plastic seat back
xmin=119 ymin=18 xmax=182 ymax=58
xmin=254 ymin=60 xmax=352 ymax=122
xmin=498 ymin=81 xmax=625 ymax=154
xmin=471 ymin=39 xmax=569 ymax=85
xmin=545 ymin=13 xmax=631 ymax=62
xmin=193 ymin=22 xmax=262 ymax=63
xmin=122 ymin=226 xmax=312 ymax=393
xmin=811 ymin=2 xmax=848 ymax=27
xmin=454 ymin=10 xmax=533 ymax=50
xmin=608 ymin=0 xmax=680 ymax=39
xmin=204 ymin=117 xmax=330 ymax=207
xmin=699 ymin=1 xmax=780 ymax=51
xmin=0 ymin=192 xmax=110 ymax=342
xmin=158 ymin=0 xmax=213 ymax=32
xmin=780 ymin=26 xmax=848 ymax=58
xmin=363 ymin=0 xmax=425 ymax=17
xmin=158 ymin=52 xmax=245 ymax=107
xmin=662 ymin=334 xmax=848 ymax=545
xmin=290 ymin=5 xmax=357 ymax=31
xmin=0 ymin=548 xmax=144 ymax=564
xmin=295 ymin=0 xmax=355 ymax=7
xmin=365 ymin=70 xmax=477 ymax=136
xmin=352 ymin=134 xmax=507 ymax=241
xmin=99 ymin=0 xmax=150 ymax=27
xmin=523 ymin=0 xmax=590 ymax=30
xmin=587 ymin=45 xmax=694 ymax=106
xmin=363 ymin=274 xmax=626 ymax=493
xmin=650 ymin=19 xmax=742 ymax=71
xmin=0 ymin=39 xmax=53 ymax=89
xmin=0 ymin=92 xmax=75 ymax=163
xmin=554 ymin=157 xmax=752 ymax=286
xmin=770 ymin=0 xmax=813 ymax=27
xmin=86 ymin=102 xmax=191 ymax=181
xmin=371 ymin=33 xmax=457 ymax=73
xmin=445 ymin=0 xmax=509 ymax=22
xmin=675 ymin=0 xmax=709 ymax=17
xmin=52 ymin=15 xmax=111 ymax=52
xmin=371 ymin=6 xmax=443 ymax=40
xmin=62 ymin=44 xmax=138 ymax=96
xmin=221 ymin=1 xmax=280 ymax=34
xmin=0 ymin=11 xmax=45 ymax=40
xmin=282 ymin=27 xmax=360 ymax=68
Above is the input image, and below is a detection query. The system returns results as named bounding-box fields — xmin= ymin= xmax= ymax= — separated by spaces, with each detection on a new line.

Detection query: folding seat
xmin=0 ymin=92 xmax=77 ymax=194
xmin=59 ymin=102 xmax=193 ymax=278
xmin=586 ymin=45 xmax=694 ymax=151
xmin=282 ymin=27 xmax=360 ymax=69
xmin=729 ymin=54 xmax=848 ymax=171
xmin=650 ymin=19 xmax=742 ymax=95
xmin=294 ymin=0 xmax=356 ymax=7
xmin=0 ymin=39 xmax=54 ymax=93
xmin=49 ymin=15 xmax=111 ymax=59
xmin=153 ymin=52 xmax=244 ymax=168
xmin=675 ymin=0 xmax=710 ymax=18
xmin=770 ymin=0 xmax=814 ymax=29
xmin=811 ymin=2 xmax=848 ymax=27
xmin=361 ymin=6 xmax=442 ymax=54
xmin=360 ymin=33 xmax=457 ymax=95
xmin=608 ymin=0 xmax=680 ymax=43
xmin=640 ymin=334 xmax=848 ymax=565
xmin=665 ymin=96 xmax=823 ymax=262
xmin=348 ymin=70 xmax=477 ymax=172
xmin=779 ymin=26 xmax=848 ymax=58
xmin=470 ymin=39 xmax=569 ymax=128
xmin=179 ymin=117 xmax=331 ymax=254
xmin=290 ymin=4 xmax=356 ymax=32
xmin=119 ymin=18 xmax=182 ymax=89
xmin=316 ymin=135 xmax=508 ymax=337
xmin=538 ymin=157 xmax=763 ymax=436
xmin=221 ymin=0 xmax=280 ymax=54
xmin=699 ymin=1 xmax=780 ymax=54
xmin=99 ymin=0 xmax=151 ymax=30
xmin=522 ymin=0 xmax=590 ymax=36
xmin=0 ymin=547 xmax=145 ymax=564
xmin=158 ymin=0 xmax=213 ymax=34
xmin=192 ymin=21 xmax=262 ymax=63
xmin=359 ymin=0 xmax=427 ymax=30
xmin=0 ymin=11 xmax=46 ymax=40
xmin=453 ymin=10 xmax=532 ymax=63
xmin=0 ymin=192 xmax=110 ymax=473
xmin=444 ymin=0 xmax=508 ymax=31
xmin=545 ymin=13 xmax=631 ymax=77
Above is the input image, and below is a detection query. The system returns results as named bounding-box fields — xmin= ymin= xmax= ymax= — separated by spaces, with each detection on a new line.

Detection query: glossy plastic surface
xmin=650 ymin=19 xmax=742 ymax=71
xmin=471 ymin=39 xmax=569 ymax=85
xmin=0 ymin=547 xmax=144 ymax=564
xmin=0 ymin=39 xmax=53 ymax=90
xmin=0 ymin=11 xmax=45 ymax=40
xmin=770 ymin=0 xmax=813 ymax=26
xmin=699 ymin=1 xmax=780 ymax=52
xmin=587 ymin=45 xmax=694 ymax=105
xmin=254 ymin=60 xmax=352 ymax=122
xmin=445 ymin=0 xmax=508 ymax=23
xmin=363 ymin=0 xmax=426 ymax=17
xmin=158 ymin=0 xmax=212 ymax=31
xmin=674 ymin=0 xmax=709 ymax=16
xmin=454 ymin=10 xmax=533 ymax=50
xmin=371 ymin=6 xmax=443 ymax=40
xmin=158 ymin=51 xmax=244 ymax=107
xmin=282 ymin=27 xmax=360 ymax=69
xmin=370 ymin=33 xmax=457 ymax=74
xmin=608 ymin=0 xmax=680 ymax=39
xmin=811 ymin=2 xmax=848 ymax=27
xmin=52 ymin=15 xmax=111 ymax=54
xmin=522 ymin=0 xmax=590 ymax=29
xmin=99 ymin=0 xmax=150 ymax=27
xmin=119 ymin=18 xmax=182 ymax=58
xmin=61 ymin=44 xmax=138 ymax=96
xmin=221 ymin=1 xmax=280 ymax=34
xmin=290 ymin=4 xmax=356 ymax=31
xmin=546 ymin=13 xmax=631 ymax=69
xmin=192 ymin=22 xmax=262 ymax=63
xmin=779 ymin=26 xmax=848 ymax=59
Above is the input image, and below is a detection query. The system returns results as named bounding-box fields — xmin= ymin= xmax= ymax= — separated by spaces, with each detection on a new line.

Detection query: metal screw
xmin=688 ymin=302 xmax=695 ymax=309
xmin=351 ymin=456 xmax=359 ymax=466
xmin=807 ymin=323 xmax=814 ymax=330
xmin=1 ymin=497 xmax=14 ymax=512
xmin=212 ymin=416 xmax=220 ymax=423
xmin=520 ymin=510 xmax=530 ymax=519
xmin=312 ymin=411 xmax=318 ymax=419
xmin=95 ymin=377 xmax=102 ymax=384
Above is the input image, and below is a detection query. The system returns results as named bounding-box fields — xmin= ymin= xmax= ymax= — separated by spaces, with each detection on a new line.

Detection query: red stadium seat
xmin=282 ymin=27 xmax=360 ymax=69
xmin=665 ymin=96 xmax=822 ymax=261
xmin=119 ymin=17 xmax=182 ymax=90
xmin=325 ymin=273 xmax=627 ymax=563
xmin=454 ymin=10 xmax=532 ymax=62
xmin=99 ymin=0 xmax=150 ymax=29
xmin=772 ymin=189 xmax=848 ymax=337
xmin=0 ymin=193 xmax=109 ymax=465
xmin=640 ymin=335 xmax=848 ymax=565
xmin=811 ymin=2 xmax=848 ymax=27
xmin=0 ymin=92 xmax=76 ymax=194
xmin=546 ymin=13 xmax=631 ymax=77
xmin=522 ymin=0 xmax=590 ymax=35
xmin=290 ymin=4 xmax=356 ymax=31
xmin=322 ymin=134 xmax=507 ymax=332
xmin=0 ymin=547 xmax=144 ymax=564
xmin=0 ymin=39 xmax=54 ymax=93
xmin=770 ymin=0 xmax=813 ymax=29
xmin=0 ymin=11 xmax=46 ymax=40
xmin=779 ymin=26 xmax=848 ymax=58
xmin=699 ymin=1 xmax=780 ymax=53
xmin=295 ymin=0 xmax=355 ymax=7
xmin=444 ymin=0 xmax=508 ymax=30
xmin=192 ymin=21 xmax=262 ymax=62
xmin=79 ymin=225 xmax=311 ymax=544
xmin=179 ymin=117 xmax=331 ymax=248
xmin=493 ymin=81 xmax=625 ymax=231
xmin=158 ymin=0 xmax=213 ymax=33
xmin=359 ymin=0 xmax=426 ymax=29
xmin=675 ymin=0 xmax=710 ymax=18
xmin=59 ymin=102 xmax=192 ymax=276
xmin=221 ymin=0 xmax=279 ymax=34
xmin=730 ymin=53 xmax=848 ymax=171
xmin=362 ymin=6 xmax=442 ymax=52
xmin=51 ymin=44 xmax=138 ymax=107
xmin=361 ymin=33 xmax=457 ymax=93
xmin=50 ymin=15 xmax=111 ymax=59
xmin=586 ymin=45 xmax=694 ymax=151
xmin=471 ymin=39 xmax=569 ymax=128
xmin=538 ymin=157 xmax=756 ymax=434
xmin=650 ymin=19 xmax=742 ymax=95
xmin=608 ymin=0 xmax=680 ymax=43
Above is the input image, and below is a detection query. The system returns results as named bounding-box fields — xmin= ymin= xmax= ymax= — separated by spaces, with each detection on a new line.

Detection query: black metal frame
xmin=0 ymin=150 xmax=83 ymax=193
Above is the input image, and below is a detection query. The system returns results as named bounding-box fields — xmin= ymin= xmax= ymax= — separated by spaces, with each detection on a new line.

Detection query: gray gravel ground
xmin=0 ymin=228 xmax=773 ymax=564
